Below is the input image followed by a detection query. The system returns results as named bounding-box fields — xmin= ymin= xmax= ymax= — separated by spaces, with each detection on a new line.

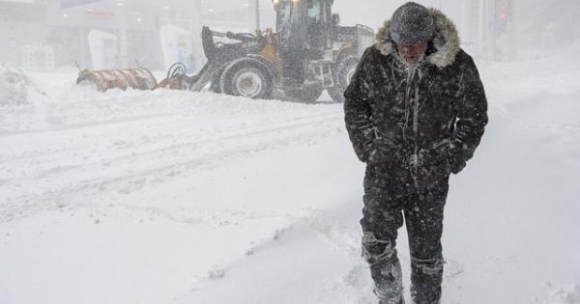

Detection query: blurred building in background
xmin=1 ymin=0 xmax=579 ymax=71
xmin=513 ymin=0 xmax=580 ymax=60
xmin=0 ymin=0 xmax=50 ymax=70
xmin=0 ymin=0 xmax=275 ymax=71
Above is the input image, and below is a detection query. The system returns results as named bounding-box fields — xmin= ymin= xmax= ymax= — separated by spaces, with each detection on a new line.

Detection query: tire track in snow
xmin=0 ymin=111 xmax=344 ymax=222
xmin=0 ymin=113 xmax=177 ymax=138
xmin=0 ymin=110 xmax=341 ymax=181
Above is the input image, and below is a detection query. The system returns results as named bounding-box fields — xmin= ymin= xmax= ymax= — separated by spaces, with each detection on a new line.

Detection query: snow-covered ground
xmin=0 ymin=45 xmax=579 ymax=304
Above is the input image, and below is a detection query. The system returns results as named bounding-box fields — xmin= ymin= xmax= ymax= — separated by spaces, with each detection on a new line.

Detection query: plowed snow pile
xmin=0 ymin=64 xmax=29 ymax=107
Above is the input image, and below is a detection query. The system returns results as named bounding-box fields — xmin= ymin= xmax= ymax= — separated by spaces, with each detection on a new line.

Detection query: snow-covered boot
xmin=370 ymin=251 xmax=404 ymax=304
xmin=409 ymin=256 xmax=444 ymax=304
xmin=379 ymin=296 xmax=405 ymax=304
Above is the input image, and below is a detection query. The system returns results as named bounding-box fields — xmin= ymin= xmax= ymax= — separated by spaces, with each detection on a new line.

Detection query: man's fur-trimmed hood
xmin=374 ymin=8 xmax=460 ymax=68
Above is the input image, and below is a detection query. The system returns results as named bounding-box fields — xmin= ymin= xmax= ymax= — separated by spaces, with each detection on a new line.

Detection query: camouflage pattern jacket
xmin=344 ymin=8 xmax=488 ymax=193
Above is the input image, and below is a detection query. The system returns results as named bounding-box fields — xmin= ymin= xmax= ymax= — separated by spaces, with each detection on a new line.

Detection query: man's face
xmin=395 ymin=41 xmax=429 ymax=65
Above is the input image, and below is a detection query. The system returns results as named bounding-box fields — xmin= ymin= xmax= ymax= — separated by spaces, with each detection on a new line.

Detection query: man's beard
xmin=402 ymin=54 xmax=425 ymax=67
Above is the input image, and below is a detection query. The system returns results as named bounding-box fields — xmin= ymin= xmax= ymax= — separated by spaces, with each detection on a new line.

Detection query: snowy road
xmin=0 ymin=100 xmax=342 ymax=221
xmin=1 ymin=52 xmax=580 ymax=304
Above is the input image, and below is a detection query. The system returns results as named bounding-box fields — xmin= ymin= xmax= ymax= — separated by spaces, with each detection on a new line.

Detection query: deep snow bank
xmin=0 ymin=64 xmax=29 ymax=107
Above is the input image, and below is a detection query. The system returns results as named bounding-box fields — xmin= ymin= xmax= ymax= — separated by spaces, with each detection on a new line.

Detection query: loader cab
xmin=273 ymin=0 xmax=334 ymax=57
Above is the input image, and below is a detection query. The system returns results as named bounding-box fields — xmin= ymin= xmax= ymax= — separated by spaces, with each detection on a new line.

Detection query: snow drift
xmin=0 ymin=63 xmax=29 ymax=107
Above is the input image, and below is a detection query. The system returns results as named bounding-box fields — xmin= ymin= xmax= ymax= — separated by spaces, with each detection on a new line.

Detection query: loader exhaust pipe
xmin=255 ymin=0 xmax=261 ymax=32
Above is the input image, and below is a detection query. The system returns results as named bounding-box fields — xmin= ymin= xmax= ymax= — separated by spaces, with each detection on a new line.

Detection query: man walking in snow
xmin=344 ymin=2 xmax=488 ymax=303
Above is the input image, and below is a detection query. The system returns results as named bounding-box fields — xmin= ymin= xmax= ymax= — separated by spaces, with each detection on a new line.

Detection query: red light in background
xmin=499 ymin=12 xmax=507 ymax=21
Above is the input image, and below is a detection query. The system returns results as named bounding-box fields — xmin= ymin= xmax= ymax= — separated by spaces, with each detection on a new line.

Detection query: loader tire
xmin=220 ymin=65 xmax=273 ymax=99
xmin=283 ymin=84 xmax=324 ymax=103
xmin=327 ymin=55 xmax=359 ymax=103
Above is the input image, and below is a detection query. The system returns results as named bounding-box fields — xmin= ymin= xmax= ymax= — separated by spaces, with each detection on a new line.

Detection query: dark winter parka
xmin=344 ymin=8 xmax=488 ymax=194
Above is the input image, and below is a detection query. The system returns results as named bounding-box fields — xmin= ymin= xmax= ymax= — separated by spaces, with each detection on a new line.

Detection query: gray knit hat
xmin=390 ymin=2 xmax=435 ymax=44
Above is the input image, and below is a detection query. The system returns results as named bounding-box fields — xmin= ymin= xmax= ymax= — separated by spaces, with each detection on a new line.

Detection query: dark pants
xmin=361 ymin=167 xmax=448 ymax=304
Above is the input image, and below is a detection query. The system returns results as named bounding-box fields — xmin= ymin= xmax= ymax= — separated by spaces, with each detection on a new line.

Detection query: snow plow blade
xmin=76 ymin=67 xmax=158 ymax=92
